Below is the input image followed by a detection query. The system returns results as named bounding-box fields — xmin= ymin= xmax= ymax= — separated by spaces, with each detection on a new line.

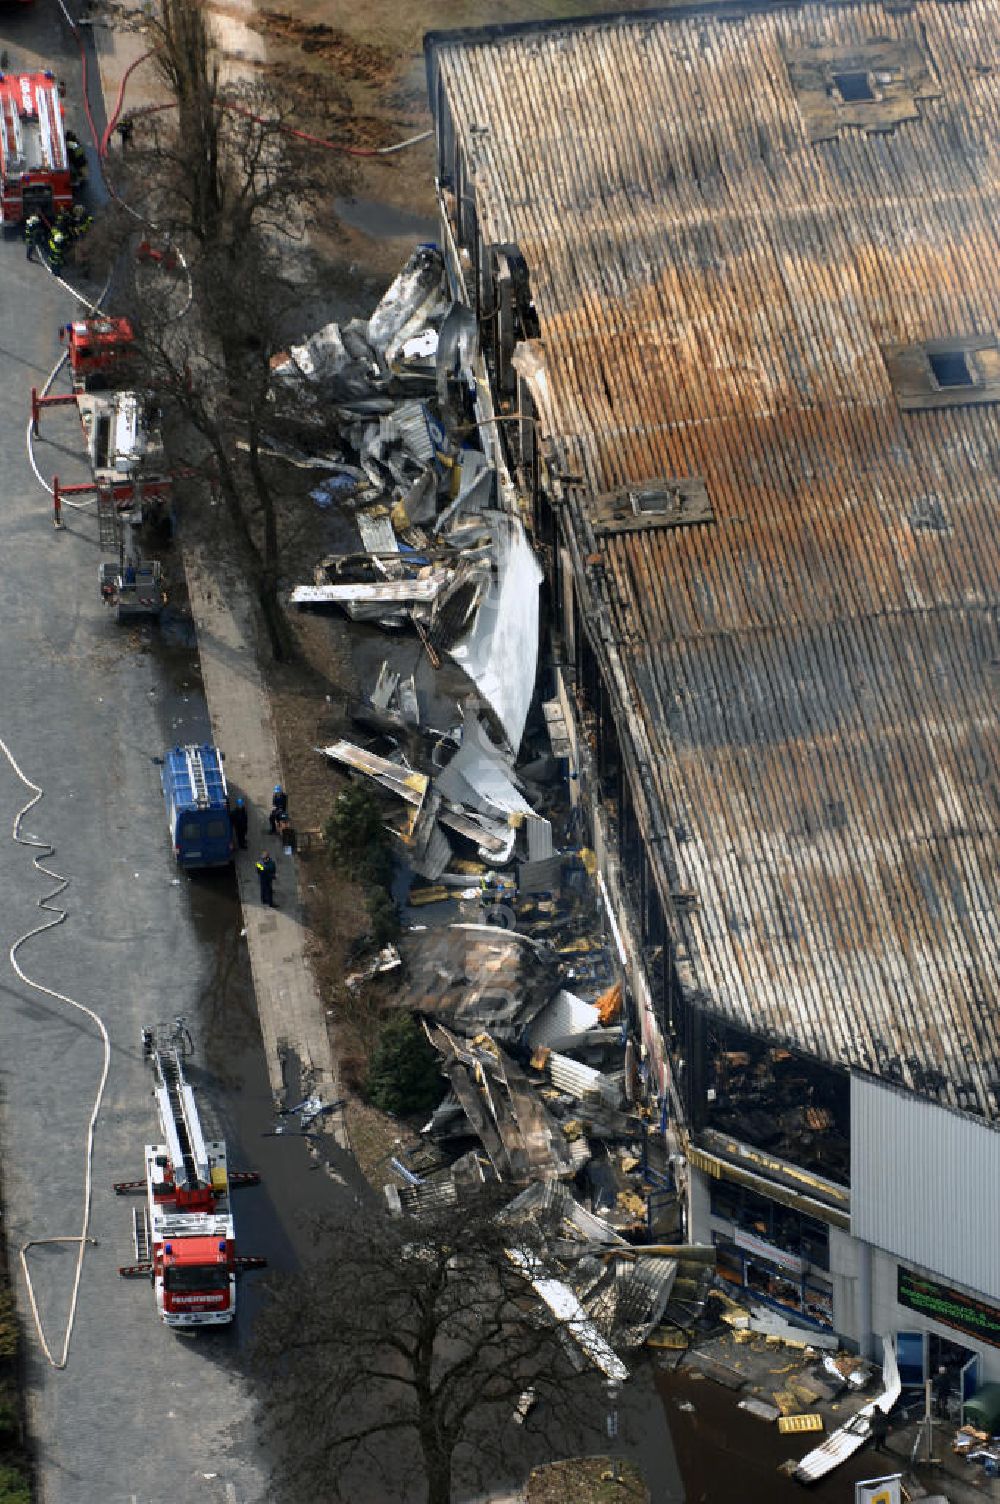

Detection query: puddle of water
xmin=657 ymin=1367 xmax=894 ymax=1501
xmin=158 ymin=605 xmax=199 ymax=651
xmin=333 ymin=195 xmax=439 ymax=242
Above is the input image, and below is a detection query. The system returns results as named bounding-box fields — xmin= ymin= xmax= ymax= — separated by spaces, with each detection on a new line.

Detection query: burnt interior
xmin=702 ymin=1021 xmax=850 ymax=1185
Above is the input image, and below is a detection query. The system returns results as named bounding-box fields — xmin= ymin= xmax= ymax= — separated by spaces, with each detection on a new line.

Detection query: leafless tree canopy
xmin=94 ymin=0 xmax=355 ymax=657
xmin=135 ymin=0 xmax=352 ymax=251
xmin=253 ymin=1199 xmax=609 ymax=1504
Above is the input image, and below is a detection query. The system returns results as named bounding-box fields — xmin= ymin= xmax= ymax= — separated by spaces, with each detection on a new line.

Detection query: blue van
xmin=160 ymin=744 xmax=234 ymax=869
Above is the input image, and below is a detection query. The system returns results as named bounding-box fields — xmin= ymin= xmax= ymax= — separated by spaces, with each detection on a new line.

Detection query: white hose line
xmin=0 ymin=734 xmax=110 ymax=1370
xmin=48 ymin=261 xmax=103 ymax=314
xmin=373 ymin=128 xmax=432 ymax=155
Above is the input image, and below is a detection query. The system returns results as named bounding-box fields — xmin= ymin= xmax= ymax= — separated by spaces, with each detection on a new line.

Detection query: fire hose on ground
xmin=0 ymin=733 xmax=110 ymax=1370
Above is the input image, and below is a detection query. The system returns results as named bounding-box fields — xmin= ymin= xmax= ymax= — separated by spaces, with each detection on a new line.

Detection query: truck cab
xmin=160 ymin=744 xmax=234 ymax=868
xmin=63 ymin=316 xmax=136 ymax=391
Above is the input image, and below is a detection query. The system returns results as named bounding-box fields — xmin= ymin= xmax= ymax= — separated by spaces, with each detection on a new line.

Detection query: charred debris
xmin=270 ymin=248 xmax=886 ymax=1405
xmin=272 ymin=247 xmax=719 ymax=1376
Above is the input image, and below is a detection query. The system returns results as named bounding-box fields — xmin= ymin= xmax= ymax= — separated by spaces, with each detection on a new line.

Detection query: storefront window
xmin=710 ymin=1230 xmax=834 ymax=1330
xmin=709 ymin=1182 xmax=830 ymax=1270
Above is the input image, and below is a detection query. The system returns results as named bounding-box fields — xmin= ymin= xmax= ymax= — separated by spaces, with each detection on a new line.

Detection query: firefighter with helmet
xmin=47 ymin=224 xmax=68 ymax=272
xmin=70 ymin=203 xmax=93 ymax=239
xmin=24 ymin=213 xmax=44 ymax=263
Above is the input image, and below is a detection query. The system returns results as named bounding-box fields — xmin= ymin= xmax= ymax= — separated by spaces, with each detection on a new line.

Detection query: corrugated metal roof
xmin=429 ymin=1 xmax=1000 ymax=1119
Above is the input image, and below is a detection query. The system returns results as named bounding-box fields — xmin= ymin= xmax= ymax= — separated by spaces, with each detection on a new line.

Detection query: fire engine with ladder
xmin=0 ymin=71 xmax=71 ymax=224
xmin=32 ymin=316 xmax=171 ymax=620
xmin=115 ymin=1022 xmax=265 ymax=1328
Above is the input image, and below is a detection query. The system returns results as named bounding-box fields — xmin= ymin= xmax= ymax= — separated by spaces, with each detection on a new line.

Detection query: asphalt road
xmin=0 ymin=9 xmax=353 ymax=1504
xmin=0 ymin=12 xmax=692 ymax=1504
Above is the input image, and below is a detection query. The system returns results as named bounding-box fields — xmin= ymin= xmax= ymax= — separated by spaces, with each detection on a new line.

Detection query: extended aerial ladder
xmin=30 ymin=320 xmax=170 ymax=619
xmin=115 ymin=1022 xmax=264 ymax=1328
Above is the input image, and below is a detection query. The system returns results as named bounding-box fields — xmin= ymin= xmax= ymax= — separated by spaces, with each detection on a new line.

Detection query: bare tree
xmin=94 ymin=0 xmax=355 ymax=657
xmin=252 ymin=1197 xmax=618 ymax=1504
xmin=115 ymin=240 xmax=307 ymax=658
xmin=132 ymin=0 xmax=349 ymax=252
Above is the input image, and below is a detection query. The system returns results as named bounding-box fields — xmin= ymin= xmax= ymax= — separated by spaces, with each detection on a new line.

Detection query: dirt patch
xmin=527 ymin=1457 xmax=648 ymax=1504
xmin=253 ymin=12 xmax=393 ymax=83
xmin=344 ymin=1098 xmax=423 ymax=1188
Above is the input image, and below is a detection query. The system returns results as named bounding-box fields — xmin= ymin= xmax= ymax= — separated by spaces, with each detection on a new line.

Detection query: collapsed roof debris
xmin=281 ymin=246 xmax=540 ymax=757
xmin=501 ymin=1184 xmax=681 ymax=1357
xmin=317 ymin=739 xmax=518 ymax=875
xmin=524 ymin=989 xmax=601 ymax=1051
xmin=395 ymin=924 xmax=560 ymax=1042
xmin=446 ymin=512 xmax=543 ymax=755
xmin=505 ymin=1246 xmax=630 ymax=1383
xmin=291 ymin=244 xmax=695 ymax=1391
xmin=426 ymin=1023 xmax=575 ymax=1182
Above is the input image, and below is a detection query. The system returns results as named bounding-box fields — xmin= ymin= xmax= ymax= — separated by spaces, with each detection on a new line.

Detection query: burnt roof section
xmin=428 ymin=1 xmax=1000 ymax=1120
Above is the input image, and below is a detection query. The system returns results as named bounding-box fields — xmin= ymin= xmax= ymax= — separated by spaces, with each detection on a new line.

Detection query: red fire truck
xmin=0 ymin=71 xmax=72 ymax=224
xmin=116 ymin=1024 xmax=265 ymax=1328
xmin=61 ymin=316 xmax=136 ymax=391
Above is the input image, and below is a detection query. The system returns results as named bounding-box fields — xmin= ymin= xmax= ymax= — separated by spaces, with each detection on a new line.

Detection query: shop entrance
xmin=897 ymin=1330 xmax=979 ymax=1414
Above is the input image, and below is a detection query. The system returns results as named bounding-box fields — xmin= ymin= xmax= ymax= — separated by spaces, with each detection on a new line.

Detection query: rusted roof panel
xmin=429 ymin=1 xmax=1000 ymax=1118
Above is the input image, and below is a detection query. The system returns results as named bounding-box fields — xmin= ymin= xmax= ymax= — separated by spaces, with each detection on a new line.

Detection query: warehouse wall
xmin=851 ymin=1075 xmax=1000 ymax=1301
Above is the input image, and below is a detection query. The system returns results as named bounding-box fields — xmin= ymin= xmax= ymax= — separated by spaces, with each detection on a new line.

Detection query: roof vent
xmin=591 ymin=477 xmax=713 ymax=535
xmin=883 ymin=336 xmax=1000 ymax=411
xmin=784 ymin=38 xmax=937 ymax=142
xmin=928 ymin=350 xmax=974 ymax=390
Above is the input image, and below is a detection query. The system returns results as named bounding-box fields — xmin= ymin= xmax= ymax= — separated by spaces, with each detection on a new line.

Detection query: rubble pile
xmin=290 ymin=247 xmax=696 ymax=1391
xmin=280 ymin=246 xmax=541 ymax=760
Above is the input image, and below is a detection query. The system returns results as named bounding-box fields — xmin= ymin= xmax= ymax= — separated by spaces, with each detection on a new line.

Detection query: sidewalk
xmin=88 ymin=11 xmax=347 ymax=1152
xmin=184 ymin=546 xmax=347 ymax=1149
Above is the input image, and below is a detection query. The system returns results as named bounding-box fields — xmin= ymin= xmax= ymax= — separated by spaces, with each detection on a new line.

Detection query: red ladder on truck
xmin=114 ymin=1024 xmax=265 ymax=1328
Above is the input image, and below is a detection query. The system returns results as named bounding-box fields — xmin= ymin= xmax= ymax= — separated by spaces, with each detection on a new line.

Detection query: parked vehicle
xmin=160 ymin=743 xmax=234 ymax=868
xmin=115 ymin=1023 xmax=264 ymax=1327
xmin=0 ymin=71 xmax=71 ymax=225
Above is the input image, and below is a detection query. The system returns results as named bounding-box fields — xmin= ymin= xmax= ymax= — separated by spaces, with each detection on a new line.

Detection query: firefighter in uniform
xmin=70 ymin=203 xmax=93 ymax=239
xmin=47 ymin=225 xmax=68 ymax=272
xmin=24 ymin=213 xmax=44 ymax=263
xmin=65 ymin=131 xmax=88 ymax=185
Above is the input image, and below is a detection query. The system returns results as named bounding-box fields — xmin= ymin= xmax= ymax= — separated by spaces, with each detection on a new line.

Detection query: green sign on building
xmin=897 ymin=1266 xmax=1000 ymax=1348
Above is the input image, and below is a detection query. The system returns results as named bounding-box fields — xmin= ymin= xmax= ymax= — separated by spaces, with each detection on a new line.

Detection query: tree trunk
xmin=246 ymin=411 xmax=290 ymax=663
xmin=421 ymin=1443 xmax=452 ymax=1504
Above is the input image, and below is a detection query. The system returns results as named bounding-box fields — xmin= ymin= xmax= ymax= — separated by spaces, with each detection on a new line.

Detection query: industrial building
xmin=425 ymin=0 xmax=1000 ymax=1394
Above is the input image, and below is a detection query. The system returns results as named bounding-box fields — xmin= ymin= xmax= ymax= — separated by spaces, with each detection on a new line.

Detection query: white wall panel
xmin=851 ymin=1075 xmax=1000 ymax=1300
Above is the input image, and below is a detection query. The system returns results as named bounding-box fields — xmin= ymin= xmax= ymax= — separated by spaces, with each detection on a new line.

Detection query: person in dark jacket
xmin=256 ymin=851 xmax=276 ymax=906
xmin=65 ymin=131 xmax=88 ymax=185
xmin=935 ymin=1366 xmax=954 ymax=1419
xmin=870 ymin=1407 xmax=890 ymax=1453
xmin=231 ymin=797 xmax=248 ymax=850
xmin=269 ymin=784 xmax=288 ymax=833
